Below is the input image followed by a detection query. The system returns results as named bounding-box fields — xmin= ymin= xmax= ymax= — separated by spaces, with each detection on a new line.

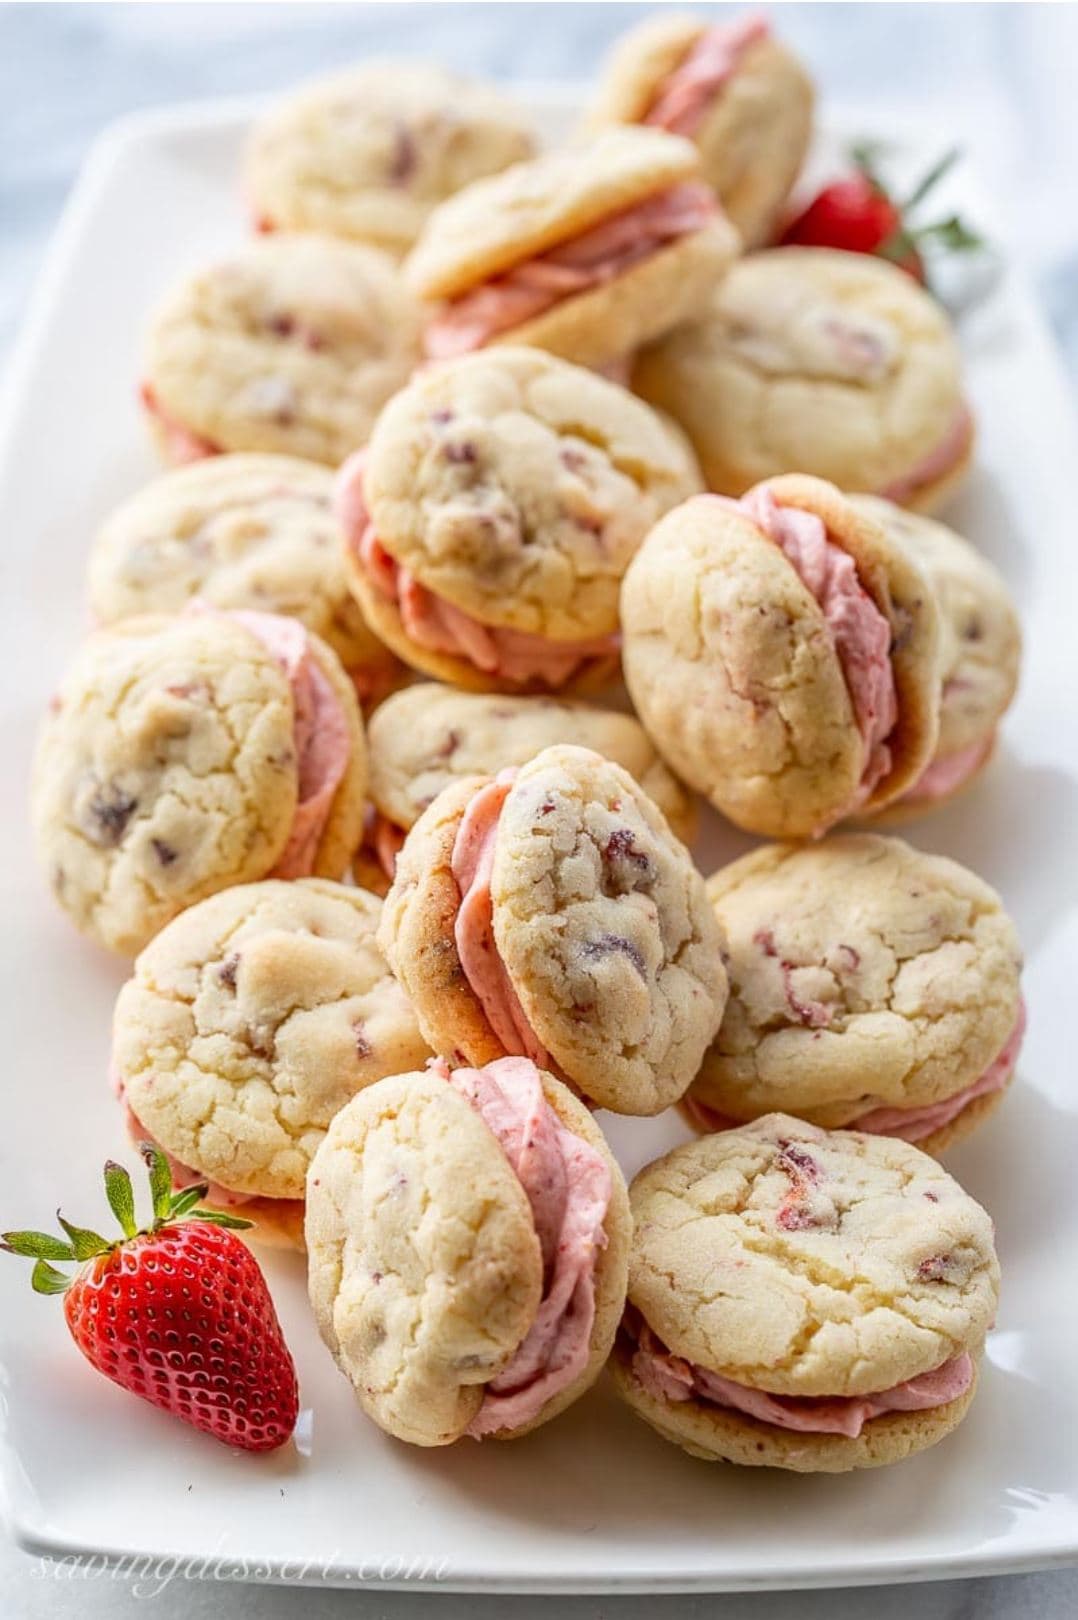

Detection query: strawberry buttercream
xmin=737 ymin=487 xmax=898 ymax=808
xmin=643 ymin=16 xmax=770 ymax=137
xmin=423 ymin=182 xmax=720 ymax=360
xmin=899 ymin=735 xmax=992 ymax=805
xmin=432 ymin=1055 xmax=610 ymax=1436
xmin=228 ymin=610 xmax=352 ymax=878
xmin=626 ymin=1312 xmax=973 ymax=1438
xmin=451 ymin=771 xmax=551 ymax=1066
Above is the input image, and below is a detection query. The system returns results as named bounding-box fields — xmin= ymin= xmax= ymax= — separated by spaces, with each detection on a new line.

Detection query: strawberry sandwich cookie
xmin=378 ymin=744 xmax=728 ymax=1117
xmin=306 ymin=1056 xmax=630 ymax=1444
xmin=336 ymin=346 xmax=701 ymax=692
xmin=404 ymin=127 xmax=740 ymax=369
xmin=111 ymin=880 xmax=430 ymax=1251
xmin=684 ymin=835 xmax=1025 ymax=1154
xmin=589 ymin=12 xmax=814 ymax=247
xmin=611 ymin=1114 xmax=1000 ymax=1471
xmin=633 ymin=247 xmax=974 ymax=509
xmin=32 ymin=611 xmax=366 ymax=955
xmin=621 ymin=474 xmax=941 ymax=838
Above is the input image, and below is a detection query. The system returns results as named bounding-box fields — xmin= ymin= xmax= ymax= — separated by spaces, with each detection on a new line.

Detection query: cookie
xmin=588 ymin=14 xmax=813 ymax=247
xmin=141 ymin=236 xmax=422 ymax=467
xmin=112 ymin=879 xmax=429 ymax=1251
xmin=621 ymin=474 xmax=942 ymax=838
xmin=245 ymin=61 xmax=535 ymax=255
xmin=611 ymin=1114 xmax=999 ymax=1471
xmin=378 ymin=744 xmax=727 ymax=1116
xmin=848 ymin=497 xmax=1021 ymax=815
xmin=306 ymin=1055 xmax=630 ymax=1443
xmin=357 ymin=683 xmax=697 ymax=890
xmin=633 ymin=247 xmax=974 ymax=510
xmin=337 ymin=347 xmax=702 ymax=692
xmin=32 ymin=611 xmax=367 ymax=955
xmin=683 ymin=835 xmax=1025 ymax=1154
xmin=88 ymin=455 xmax=406 ymax=710
xmin=405 ymin=127 xmax=740 ymax=368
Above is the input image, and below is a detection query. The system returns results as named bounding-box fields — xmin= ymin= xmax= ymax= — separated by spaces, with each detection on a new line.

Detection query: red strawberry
xmin=780 ymin=172 xmax=909 ymax=262
xmin=780 ymin=145 xmax=983 ymax=288
xmin=3 ymin=1146 xmax=298 ymax=1453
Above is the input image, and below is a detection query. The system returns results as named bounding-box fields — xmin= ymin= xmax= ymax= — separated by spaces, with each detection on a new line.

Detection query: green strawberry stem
xmin=2 ymin=1144 xmax=253 ymax=1295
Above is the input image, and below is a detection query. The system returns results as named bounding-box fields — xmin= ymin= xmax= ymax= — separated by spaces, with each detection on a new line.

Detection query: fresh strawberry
xmin=2 ymin=1145 xmax=298 ymax=1453
xmin=780 ymin=145 xmax=984 ymax=287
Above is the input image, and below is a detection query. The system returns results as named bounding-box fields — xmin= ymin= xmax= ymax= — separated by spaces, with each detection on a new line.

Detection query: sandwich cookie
xmin=633 ymin=247 xmax=974 ymax=510
xmin=337 ymin=346 xmax=702 ymax=692
xmin=849 ymin=497 xmax=1021 ymax=816
xmin=589 ymin=13 xmax=813 ymax=247
xmin=141 ymin=235 xmax=421 ymax=467
xmin=246 ymin=61 xmax=535 ymax=255
xmin=306 ymin=1056 xmax=630 ymax=1443
xmin=612 ymin=1115 xmax=1000 ymax=1470
xmin=684 ymin=836 xmax=1025 ymax=1154
xmin=356 ymin=683 xmax=697 ymax=892
xmin=621 ymin=474 xmax=941 ymax=838
xmin=405 ymin=127 xmax=740 ymax=369
xmin=378 ymin=744 xmax=727 ymax=1116
xmin=32 ymin=611 xmax=366 ymax=955
xmin=112 ymin=880 xmax=430 ymax=1251
xmin=88 ymin=454 xmax=406 ymax=710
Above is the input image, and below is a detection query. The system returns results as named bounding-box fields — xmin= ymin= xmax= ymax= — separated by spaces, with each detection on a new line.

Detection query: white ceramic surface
xmin=0 ymin=92 xmax=1076 ymax=1595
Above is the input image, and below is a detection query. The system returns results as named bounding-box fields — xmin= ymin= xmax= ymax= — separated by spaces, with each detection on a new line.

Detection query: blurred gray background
xmin=1 ymin=3 xmax=1076 ymax=1617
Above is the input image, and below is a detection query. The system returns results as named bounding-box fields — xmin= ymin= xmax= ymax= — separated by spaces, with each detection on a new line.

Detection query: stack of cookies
xmin=30 ymin=13 xmax=1023 ymax=1477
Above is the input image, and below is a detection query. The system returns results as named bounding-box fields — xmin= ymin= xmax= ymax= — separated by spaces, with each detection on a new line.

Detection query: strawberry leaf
xmin=31 ymin=1259 xmax=71 ymax=1296
xmin=1 ymin=1230 xmax=75 ymax=1262
xmin=104 ymin=1160 xmax=138 ymax=1239
xmin=916 ymin=214 xmax=985 ymax=253
xmin=849 ymin=140 xmax=889 ymax=197
xmin=196 ymin=1210 xmax=256 ymax=1231
xmin=167 ymin=1185 xmax=210 ymax=1221
xmin=140 ymin=1142 xmax=173 ymax=1224
xmin=902 ymin=147 xmax=960 ymax=215
xmin=56 ymin=1213 xmax=111 ymax=1261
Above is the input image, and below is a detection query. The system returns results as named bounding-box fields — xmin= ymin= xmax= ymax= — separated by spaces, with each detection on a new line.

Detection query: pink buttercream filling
xmin=879 ymin=407 xmax=974 ymax=504
xmin=140 ymin=382 xmax=221 ymax=465
xmin=360 ymin=806 xmax=407 ymax=881
xmin=625 ymin=1312 xmax=973 ymax=1438
xmin=451 ymin=771 xmax=552 ymax=1066
xmin=336 ymin=452 xmax=618 ymax=686
xmin=227 ymin=610 xmax=351 ymax=878
xmin=643 ymin=16 xmax=770 ymax=136
xmin=430 ymin=1055 xmax=610 ymax=1437
xmin=423 ymin=181 xmax=720 ymax=360
xmin=737 ymin=487 xmax=899 ymax=810
xmin=901 ymin=734 xmax=993 ymax=805
xmin=686 ymin=998 xmax=1025 ymax=1142
xmin=852 ymin=997 xmax=1026 ymax=1140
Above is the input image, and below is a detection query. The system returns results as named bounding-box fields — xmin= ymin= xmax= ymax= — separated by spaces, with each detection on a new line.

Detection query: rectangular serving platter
xmin=1 ymin=87 xmax=1077 ymax=1594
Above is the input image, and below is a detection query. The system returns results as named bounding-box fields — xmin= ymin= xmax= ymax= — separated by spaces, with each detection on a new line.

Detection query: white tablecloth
xmin=2 ymin=6 xmax=1075 ymax=1616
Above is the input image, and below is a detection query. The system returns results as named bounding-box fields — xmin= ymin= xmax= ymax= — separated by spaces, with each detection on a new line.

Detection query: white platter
xmin=1 ymin=88 xmax=1077 ymax=1595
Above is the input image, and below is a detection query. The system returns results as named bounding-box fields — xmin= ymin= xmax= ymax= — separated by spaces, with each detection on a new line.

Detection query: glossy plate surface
xmin=1 ymin=91 xmax=1076 ymax=1592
